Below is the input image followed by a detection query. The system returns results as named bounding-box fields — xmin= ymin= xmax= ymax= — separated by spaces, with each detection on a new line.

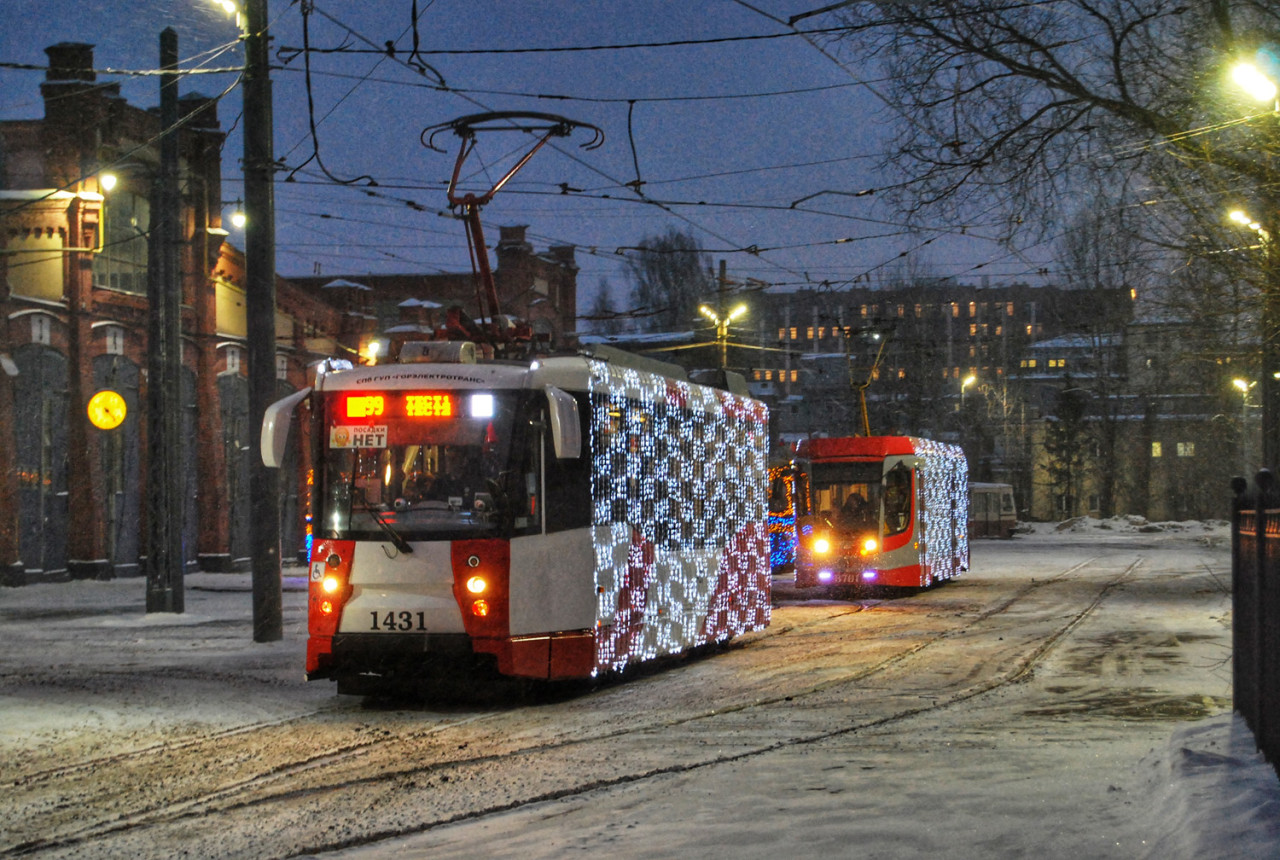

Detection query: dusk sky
xmin=1 ymin=0 xmax=1056 ymax=318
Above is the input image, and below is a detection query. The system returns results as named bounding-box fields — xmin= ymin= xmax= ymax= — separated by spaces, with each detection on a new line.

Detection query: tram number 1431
xmin=369 ymin=611 xmax=429 ymax=632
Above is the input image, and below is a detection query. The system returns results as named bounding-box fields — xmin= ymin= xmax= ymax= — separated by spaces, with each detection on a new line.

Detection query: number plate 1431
xmin=369 ymin=611 xmax=428 ymax=632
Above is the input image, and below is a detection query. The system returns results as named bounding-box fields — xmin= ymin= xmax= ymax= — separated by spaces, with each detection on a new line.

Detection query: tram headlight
xmin=860 ymin=537 xmax=878 ymax=556
xmin=466 ymin=575 xmax=487 ymax=594
xmin=812 ymin=537 xmax=831 ymax=555
xmin=322 ymin=575 xmax=341 ymax=594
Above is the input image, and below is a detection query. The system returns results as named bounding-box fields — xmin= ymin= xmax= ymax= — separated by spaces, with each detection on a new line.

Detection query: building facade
xmin=0 ymin=43 xmax=354 ymax=583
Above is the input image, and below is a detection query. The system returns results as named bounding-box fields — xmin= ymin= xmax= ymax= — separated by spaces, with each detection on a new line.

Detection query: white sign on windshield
xmin=330 ymin=425 xmax=387 ymax=448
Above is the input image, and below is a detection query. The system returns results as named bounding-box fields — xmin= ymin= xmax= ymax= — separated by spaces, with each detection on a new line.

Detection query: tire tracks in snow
xmin=0 ymin=553 xmax=1144 ymax=859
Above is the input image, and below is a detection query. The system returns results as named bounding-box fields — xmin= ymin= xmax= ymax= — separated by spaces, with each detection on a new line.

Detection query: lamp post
xmin=209 ymin=0 xmax=281 ymax=640
xmin=1228 ymin=204 xmax=1280 ymax=470
xmin=1235 ymin=377 xmax=1257 ymax=473
xmin=960 ymin=373 xmax=977 ymax=410
xmin=1232 ymin=61 xmax=1280 ymax=471
xmin=699 ymin=302 xmax=747 ymax=369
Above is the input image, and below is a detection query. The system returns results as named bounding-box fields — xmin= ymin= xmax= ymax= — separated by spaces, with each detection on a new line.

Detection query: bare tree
xmin=624 ymin=228 xmax=715 ymax=332
xmin=828 ymin=1 xmax=1280 ymax=247
xmin=584 ymin=278 xmax=626 ymax=335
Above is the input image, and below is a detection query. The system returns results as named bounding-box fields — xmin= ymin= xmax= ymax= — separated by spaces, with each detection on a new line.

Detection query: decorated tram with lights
xmin=261 ymin=343 xmax=771 ymax=693
xmin=792 ymin=436 xmax=969 ymax=590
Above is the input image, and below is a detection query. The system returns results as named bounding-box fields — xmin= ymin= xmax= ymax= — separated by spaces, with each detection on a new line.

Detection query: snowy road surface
xmin=2 ymin=521 xmax=1279 ymax=859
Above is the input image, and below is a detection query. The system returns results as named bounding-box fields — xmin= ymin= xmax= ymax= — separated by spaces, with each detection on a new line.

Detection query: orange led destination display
xmin=342 ymin=392 xmax=457 ymax=421
xmin=345 ymin=395 xmax=385 ymax=419
xmin=405 ymin=393 xmax=453 ymax=417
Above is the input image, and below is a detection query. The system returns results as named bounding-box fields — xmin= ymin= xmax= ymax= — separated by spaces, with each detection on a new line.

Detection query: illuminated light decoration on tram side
xmin=587 ymin=359 xmax=770 ymax=674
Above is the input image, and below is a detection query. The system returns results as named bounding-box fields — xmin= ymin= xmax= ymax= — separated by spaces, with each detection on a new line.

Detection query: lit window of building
xmin=1151 ymin=442 xmax=1163 ymax=458
xmin=969 ymin=301 xmax=977 ymax=317
xmin=969 ymin=324 xmax=978 ymax=337
xmin=1177 ymin=442 xmax=1195 ymax=457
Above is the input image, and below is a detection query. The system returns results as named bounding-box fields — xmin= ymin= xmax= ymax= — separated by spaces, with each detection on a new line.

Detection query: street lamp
xmin=960 ymin=373 xmax=977 ymax=410
xmin=1233 ymin=61 xmax=1279 ymax=106
xmin=1235 ymin=377 xmax=1258 ymax=472
xmin=699 ymin=302 xmax=747 ymax=369
xmin=1229 ymin=202 xmax=1280 ymax=469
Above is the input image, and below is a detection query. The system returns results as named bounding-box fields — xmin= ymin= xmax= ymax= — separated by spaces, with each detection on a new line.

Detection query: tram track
xmin=1 ymin=552 xmax=1147 ymax=859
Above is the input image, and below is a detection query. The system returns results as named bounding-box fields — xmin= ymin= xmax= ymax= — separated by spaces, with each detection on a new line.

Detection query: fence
xmin=1232 ymin=470 xmax=1280 ymax=773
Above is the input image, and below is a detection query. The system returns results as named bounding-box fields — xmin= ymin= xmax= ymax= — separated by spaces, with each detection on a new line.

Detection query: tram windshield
xmin=319 ymin=390 xmax=537 ymax=541
xmin=804 ymin=461 xmax=882 ymax=531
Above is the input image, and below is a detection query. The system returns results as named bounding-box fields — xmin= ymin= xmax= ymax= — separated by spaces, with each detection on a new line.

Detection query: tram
xmin=969 ymin=482 xmax=1017 ymax=538
xmin=261 ymin=343 xmax=771 ymax=693
xmin=767 ymin=463 xmax=798 ymax=572
xmin=792 ymin=436 xmax=969 ymax=590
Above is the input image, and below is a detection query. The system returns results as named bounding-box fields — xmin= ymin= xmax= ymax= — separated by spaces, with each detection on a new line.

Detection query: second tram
xmin=792 ymin=436 xmax=969 ymax=590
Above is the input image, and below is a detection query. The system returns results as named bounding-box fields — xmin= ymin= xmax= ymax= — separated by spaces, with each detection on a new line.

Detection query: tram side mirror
xmin=544 ymin=385 xmax=581 ymax=460
xmin=261 ymin=387 xmax=312 ymax=468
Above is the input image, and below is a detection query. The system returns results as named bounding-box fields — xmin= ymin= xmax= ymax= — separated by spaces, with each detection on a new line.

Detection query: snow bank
xmin=1138 ymin=714 xmax=1280 ymax=859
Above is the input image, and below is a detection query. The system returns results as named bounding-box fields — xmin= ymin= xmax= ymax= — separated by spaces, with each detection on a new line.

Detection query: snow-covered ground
xmin=1 ymin=519 xmax=1278 ymax=859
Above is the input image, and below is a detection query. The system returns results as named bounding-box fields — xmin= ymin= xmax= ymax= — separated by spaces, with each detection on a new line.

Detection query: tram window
xmin=769 ymin=475 xmax=791 ymax=514
xmin=883 ymin=464 xmax=913 ymax=535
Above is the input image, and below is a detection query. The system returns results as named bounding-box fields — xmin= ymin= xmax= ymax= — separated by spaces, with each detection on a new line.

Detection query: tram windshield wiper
xmin=355 ymin=501 xmax=414 ymax=554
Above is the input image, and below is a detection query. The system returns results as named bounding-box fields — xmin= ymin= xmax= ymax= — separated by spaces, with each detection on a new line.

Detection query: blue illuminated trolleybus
xmin=792 ymin=436 xmax=969 ymax=590
xmin=262 ymin=343 xmax=771 ymax=693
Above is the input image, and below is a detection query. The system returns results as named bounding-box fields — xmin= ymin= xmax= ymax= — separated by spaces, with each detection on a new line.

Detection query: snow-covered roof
xmin=1029 ymin=333 xmax=1122 ymax=350
xmin=398 ymin=298 xmax=443 ymax=309
xmin=321 ymin=278 xmax=372 ymax=291
xmin=578 ymin=330 xmax=697 ymax=346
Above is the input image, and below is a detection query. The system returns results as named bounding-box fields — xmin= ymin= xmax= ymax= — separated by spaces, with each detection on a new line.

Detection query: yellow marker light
xmin=322 ymin=575 xmax=340 ymax=595
xmin=813 ymin=537 xmax=831 ymax=555
xmin=466 ymin=576 xmax=487 ymax=594
xmin=320 ymin=600 xmax=334 ymax=615
xmin=471 ymin=599 xmax=490 ymax=617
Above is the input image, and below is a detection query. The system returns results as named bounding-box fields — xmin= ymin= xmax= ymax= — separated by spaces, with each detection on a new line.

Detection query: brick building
xmin=288 ymin=224 xmax=580 ymax=358
xmin=0 ymin=43 xmax=354 ymax=584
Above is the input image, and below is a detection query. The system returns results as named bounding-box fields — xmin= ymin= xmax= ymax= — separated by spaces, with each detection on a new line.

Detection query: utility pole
xmin=244 ymin=0 xmax=282 ymax=641
xmin=145 ymin=27 xmax=185 ymax=614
